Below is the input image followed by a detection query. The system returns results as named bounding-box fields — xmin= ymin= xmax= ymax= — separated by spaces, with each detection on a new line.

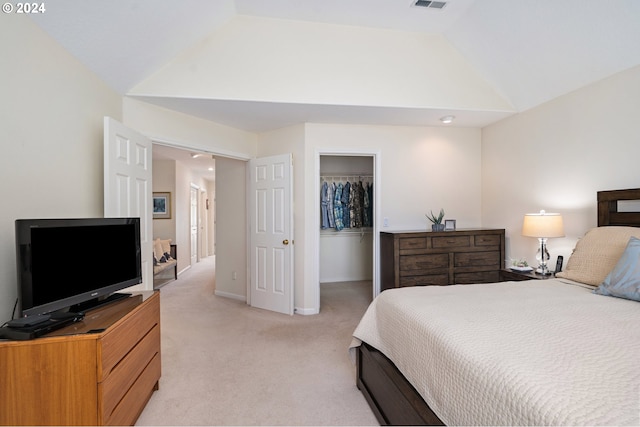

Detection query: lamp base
xmin=535 ymin=266 xmax=553 ymax=275
xmin=535 ymin=237 xmax=552 ymax=275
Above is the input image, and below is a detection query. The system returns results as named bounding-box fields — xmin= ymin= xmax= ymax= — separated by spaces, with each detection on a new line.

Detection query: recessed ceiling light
xmin=208 ymin=167 xmax=214 ymax=171
xmin=192 ymin=153 xmax=213 ymax=159
xmin=440 ymin=115 xmax=455 ymax=124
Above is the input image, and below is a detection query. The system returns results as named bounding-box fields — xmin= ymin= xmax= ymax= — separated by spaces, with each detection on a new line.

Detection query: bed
xmin=350 ymin=188 xmax=640 ymax=426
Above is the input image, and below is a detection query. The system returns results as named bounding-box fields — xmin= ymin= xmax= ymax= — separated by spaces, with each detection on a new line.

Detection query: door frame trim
xmin=149 ymin=136 xmax=252 ymax=161
xmin=190 ymin=183 xmax=200 ymax=265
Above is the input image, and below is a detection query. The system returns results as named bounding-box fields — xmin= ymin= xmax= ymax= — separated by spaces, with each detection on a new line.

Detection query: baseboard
xmin=294 ymin=307 xmax=319 ymax=315
xmin=214 ymin=290 xmax=246 ymax=302
xmin=320 ymin=278 xmax=372 ymax=284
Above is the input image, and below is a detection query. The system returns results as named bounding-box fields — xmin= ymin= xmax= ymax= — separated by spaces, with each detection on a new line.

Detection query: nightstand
xmin=500 ymin=269 xmax=554 ymax=281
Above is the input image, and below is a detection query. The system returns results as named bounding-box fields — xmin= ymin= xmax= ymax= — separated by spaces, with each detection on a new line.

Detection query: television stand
xmin=70 ymin=292 xmax=131 ymax=313
xmin=0 ymin=291 xmax=160 ymax=426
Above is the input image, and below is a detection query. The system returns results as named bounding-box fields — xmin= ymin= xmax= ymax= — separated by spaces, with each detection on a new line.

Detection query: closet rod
xmin=320 ymin=174 xmax=373 ymax=180
xmin=320 ymin=172 xmax=372 ymax=176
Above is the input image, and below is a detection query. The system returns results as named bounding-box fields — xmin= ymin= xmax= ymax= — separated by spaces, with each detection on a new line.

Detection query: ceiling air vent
xmin=413 ymin=1 xmax=447 ymax=9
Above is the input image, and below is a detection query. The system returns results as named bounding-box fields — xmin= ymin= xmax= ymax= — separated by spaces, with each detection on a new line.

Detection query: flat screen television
xmin=15 ymin=217 xmax=142 ymax=318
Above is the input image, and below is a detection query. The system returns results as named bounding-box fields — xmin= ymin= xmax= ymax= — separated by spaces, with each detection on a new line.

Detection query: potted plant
xmin=426 ymin=209 xmax=445 ymax=231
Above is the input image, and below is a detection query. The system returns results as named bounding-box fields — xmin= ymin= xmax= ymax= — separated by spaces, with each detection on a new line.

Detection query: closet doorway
xmin=318 ymin=153 xmax=379 ymax=310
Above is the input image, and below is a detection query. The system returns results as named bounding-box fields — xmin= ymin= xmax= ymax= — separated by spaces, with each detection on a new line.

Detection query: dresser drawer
xmin=455 ymin=251 xmax=500 ymax=268
xmin=99 ymin=293 xmax=160 ymax=380
xmin=399 ymin=237 xmax=427 ymax=250
xmin=474 ymin=234 xmax=501 ymax=247
xmin=455 ymin=271 xmax=500 ymax=284
xmin=400 ymin=274 xmax=449 ymax=287
xmin=104 ymin=352 xmax=161 ymax=426
xmin=400 ymin=254 xmax=448 ymax=271
xmin=100 ymin=324 xmax=160 ymax=421
xmin=432 ymin=235 xmax=470 ymax=249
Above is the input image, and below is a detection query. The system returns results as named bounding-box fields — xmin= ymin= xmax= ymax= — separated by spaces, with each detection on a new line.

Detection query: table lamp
xmin=522 ymin=210 xmax=565 ymax=275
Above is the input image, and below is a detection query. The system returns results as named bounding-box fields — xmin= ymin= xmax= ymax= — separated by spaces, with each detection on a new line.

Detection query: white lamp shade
xmin=522 ymin=211 xmax=565 ymax=238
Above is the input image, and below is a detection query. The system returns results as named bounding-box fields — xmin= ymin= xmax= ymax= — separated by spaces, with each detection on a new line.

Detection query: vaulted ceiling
xmin=30 ymin=0 xmax=640 ymax=132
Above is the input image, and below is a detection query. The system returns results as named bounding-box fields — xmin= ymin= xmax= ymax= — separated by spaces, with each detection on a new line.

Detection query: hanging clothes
xmin=350 ymin=181 xmax=363 ymax=228
xmin=341 ymin=181 xmax=351 ymax=229
xmin=320 ymin=175 xmax=372 ymax=231
xmin=333 ymin=183 xmax=344 ymax=231
xmin=327 ymin=182 xmax=335 ymax=228
xmin=320 ymin=181 xmax=330 ymax=229
xmin=363 ymin=182 xmax=370 ymax=227
xmin=367 ymin=182 xmax=373 ymax=227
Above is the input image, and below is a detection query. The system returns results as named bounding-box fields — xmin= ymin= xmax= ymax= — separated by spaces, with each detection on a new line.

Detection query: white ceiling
xmin=29 ymin=0 xmax=640 ymax=133
xmin=153 ymin=144 xmax=216 ymax=181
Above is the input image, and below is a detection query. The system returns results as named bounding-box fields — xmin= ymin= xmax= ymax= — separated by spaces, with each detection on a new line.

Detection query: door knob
xmin=282 ymin=239 xmax=289 ymax=245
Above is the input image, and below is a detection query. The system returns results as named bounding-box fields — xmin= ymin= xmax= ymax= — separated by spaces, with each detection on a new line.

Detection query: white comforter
xmin=351 ymin=279 xmax=640 ymax=426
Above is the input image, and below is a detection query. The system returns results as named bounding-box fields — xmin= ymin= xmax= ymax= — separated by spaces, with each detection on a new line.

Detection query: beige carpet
xmin=136 ymin=256 xmax=379 ymax=426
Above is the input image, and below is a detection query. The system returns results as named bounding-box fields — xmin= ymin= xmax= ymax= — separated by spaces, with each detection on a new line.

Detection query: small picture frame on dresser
xmin=444 ymin=219 xmax=456 ymax=231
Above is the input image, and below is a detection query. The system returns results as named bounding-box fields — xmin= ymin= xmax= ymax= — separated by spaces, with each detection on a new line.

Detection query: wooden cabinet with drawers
xmin=380 ymin=229 xmax=505 ymax=291
xmin=0 ymin=291 xmax=160 ymax=426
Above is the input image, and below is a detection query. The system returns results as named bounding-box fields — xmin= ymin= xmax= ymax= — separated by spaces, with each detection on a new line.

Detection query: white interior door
xmin=200 ymin=189 xmax=208 ymax=258
xmin=190 ymin=185 xmax=198 ymax=266
xmin=104 ymin=117 xmax=153 ymax=290
xmin=249 ymin=153 xmax=293 ymax=315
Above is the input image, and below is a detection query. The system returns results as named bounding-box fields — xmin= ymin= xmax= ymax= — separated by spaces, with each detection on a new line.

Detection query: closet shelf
xmin=320 ymin=173 xmax=373 ymax=182
xmin=321 ymin=228 xmax=372 ymax=235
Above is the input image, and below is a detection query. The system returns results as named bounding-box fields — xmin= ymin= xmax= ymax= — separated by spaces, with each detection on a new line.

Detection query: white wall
xmin=130 ymin=15 xmax=511 ymax=113
xmin=481 ymin=65 xmax=640 ymax=268
xmin=174 ymin=161 xmax=191 ymax=274
xmin=123 ymin=98 xmax=257 ymax=159
xmin=320 ymin=232 xmax=373 ymax=282
xmin=214 ymin=157 xmax=247 ymax=300
xmin=0 ymin=17 xmax=122 ymax=321
xmin=206 ymin=178 xmax=216 ymax=256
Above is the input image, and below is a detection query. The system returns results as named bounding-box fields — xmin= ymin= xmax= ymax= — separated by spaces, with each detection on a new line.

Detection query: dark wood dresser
xmin=380 ymin=229 xmax=505 ymax=291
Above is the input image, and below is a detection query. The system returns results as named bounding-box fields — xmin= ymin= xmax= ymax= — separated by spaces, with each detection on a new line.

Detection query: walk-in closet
xmin=319 ymin=155 xmax=374 ymax=292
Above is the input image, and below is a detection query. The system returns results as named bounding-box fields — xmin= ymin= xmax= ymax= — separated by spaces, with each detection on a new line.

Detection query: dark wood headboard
xmin=597 ymin=188 xmax=640 ymax=227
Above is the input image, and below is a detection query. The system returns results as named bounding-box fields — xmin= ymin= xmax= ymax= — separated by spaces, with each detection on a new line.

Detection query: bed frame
xmin=356 ymin=188 xmax=640 ymax=426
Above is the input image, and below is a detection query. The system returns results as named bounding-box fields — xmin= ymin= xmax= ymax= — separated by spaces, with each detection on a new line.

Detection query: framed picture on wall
xmin=153 ymin=192 xmax=171 ymax=219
